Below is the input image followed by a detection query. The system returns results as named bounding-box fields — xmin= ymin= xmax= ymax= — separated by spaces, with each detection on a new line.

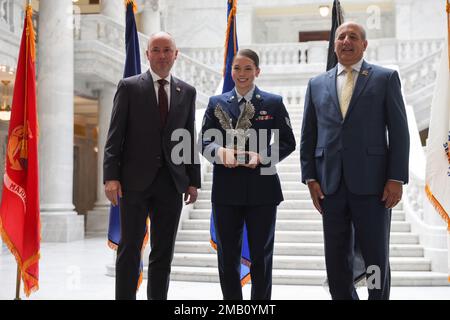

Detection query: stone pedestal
xmin=37 ymin=0 xmax=84 ymax=242
xmin=40 ymin=213 xmax=85 ymax=242
xmin=422 ymin=200 xmax=449 ymax=273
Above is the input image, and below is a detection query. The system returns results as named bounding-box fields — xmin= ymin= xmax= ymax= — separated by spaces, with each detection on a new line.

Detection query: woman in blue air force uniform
xmin=201 ymin=49 xmax=296 ymax=300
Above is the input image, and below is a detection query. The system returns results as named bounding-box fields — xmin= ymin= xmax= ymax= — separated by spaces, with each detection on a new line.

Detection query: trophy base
xmin=234 ymin=151 xmax=250 ymax=165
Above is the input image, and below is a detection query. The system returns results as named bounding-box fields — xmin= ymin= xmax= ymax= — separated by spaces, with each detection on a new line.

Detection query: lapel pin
xmin=176 ymin=87 xmax=181 ymax=92
xmin=256 ymin=94 xmax=261 ymax=99
xmin=229 ymin=96 xmax=235 ymax=102
xmin=361 ymin=70 xmax=369 ymax=76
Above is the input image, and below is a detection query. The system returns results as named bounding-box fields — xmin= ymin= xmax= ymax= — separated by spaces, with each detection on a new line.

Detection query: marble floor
xmin=0 ymin=235 xmax=449 ymax=300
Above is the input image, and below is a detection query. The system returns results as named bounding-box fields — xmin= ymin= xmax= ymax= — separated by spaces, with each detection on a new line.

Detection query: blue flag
xmin=222 ymin=0 xmax=238 ymax=93
xmin=107 ymin=0 xmax=147 ymax=290
xmin=123 ymin=0 xmax=141 ymax=78
xmin=210 ymin=0 xmax=251 ymax=286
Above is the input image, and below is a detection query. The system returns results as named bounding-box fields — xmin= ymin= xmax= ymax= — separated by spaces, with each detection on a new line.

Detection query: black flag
xmin=326 ymin=0 xmax=344 ymax=71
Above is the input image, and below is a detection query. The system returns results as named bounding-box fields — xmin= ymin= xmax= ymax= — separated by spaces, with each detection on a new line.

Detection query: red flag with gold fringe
xmin=0 ymin=4 xmax=40 ymax=297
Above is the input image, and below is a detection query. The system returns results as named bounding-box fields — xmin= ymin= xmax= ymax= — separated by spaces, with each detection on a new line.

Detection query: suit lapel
xmin=141 ymin=70 xmax=158 ymax=107
xmin=164 ymin=76 xmax=182 ymax=131
xmin=140 ymin=70 xmax=160 ymax=128
xmin=327 ymin=66 xmax=342 ymax=120
xmin=344 ymin=61 xmax=373 ymax=121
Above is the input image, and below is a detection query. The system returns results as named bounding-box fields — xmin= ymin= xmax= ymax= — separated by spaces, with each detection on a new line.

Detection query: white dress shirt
xmin=336 ymin=58 xmax=363 ymax=103
xmin=235 ymin=85 xmax=256 ymax=112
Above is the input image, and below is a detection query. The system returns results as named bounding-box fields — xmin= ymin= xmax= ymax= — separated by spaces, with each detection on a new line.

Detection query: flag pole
xmin=13 ymin=0 xmax=32 ymax=301
xmin=337 ymin=0 xmax=343 ymax=25
xmin=15 ymin=0 xmax=32 ymax=301
xmin=15 ymin=265 xmax=21 ymax=300
xmin=447 ymin=0 xmax=449 ymax=69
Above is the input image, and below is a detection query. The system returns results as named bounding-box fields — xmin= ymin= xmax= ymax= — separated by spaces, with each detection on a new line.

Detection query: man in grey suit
xmin=104 ymin=32 xmax=201 ymax=300
xmin=300 ymin=22 xmax=409 ymax=300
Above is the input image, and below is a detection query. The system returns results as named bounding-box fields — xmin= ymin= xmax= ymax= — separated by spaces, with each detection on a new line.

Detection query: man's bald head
xmin=146 ymin=31 xmax=178 ymax=78
xmin=334 ymin=21 xmax=368 ymax=67
xmin=147 ymin=31 xmax=177 ymax=51
xmin=335 ymin=21 xmax=366 ymax=41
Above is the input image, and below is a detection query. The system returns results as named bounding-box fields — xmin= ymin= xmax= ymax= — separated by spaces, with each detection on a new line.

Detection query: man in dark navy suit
xmin=300 ymin=22 xmax=409 ymax=300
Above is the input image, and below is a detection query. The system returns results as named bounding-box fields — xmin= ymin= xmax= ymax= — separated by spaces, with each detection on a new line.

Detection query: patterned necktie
xmin=157 ymin=79 xmax=168 ymax=127
xmin=339 ymin=67 xmax=354 ymax=118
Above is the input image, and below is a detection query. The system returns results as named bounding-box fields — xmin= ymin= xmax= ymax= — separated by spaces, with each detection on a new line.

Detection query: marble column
xmin=0 ymin=120 xmax=8 ymax=252
xmin=0 ymin=121 xmax=8 ymax=192
xmin=397 ymin=0 xmax=446 ymax=40
xmin=236 ymin=1 xmax=253 ymax=45
xmin=100 ymin=0 xmax=125 ymax=25
xmin=141 ymin=0 xmax=161 ymax=36
xmin=86 ymin=84 xmax=116 ymax=233
xmin=37 ymin=0 xmax=84 ymax=242
xmin=12 ymin=0 xmax=24 ymax=35
xmin=394 ymin=0 xmax=412 ymax=40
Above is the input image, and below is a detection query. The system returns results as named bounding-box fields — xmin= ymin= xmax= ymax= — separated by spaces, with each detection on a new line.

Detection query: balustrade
xmin=76 ymin=15 xmax=221 ymax=99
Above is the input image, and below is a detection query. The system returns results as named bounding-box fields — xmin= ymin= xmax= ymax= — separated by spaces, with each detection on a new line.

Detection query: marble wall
xmin=164 ymin=0 xmax=227 ymax=47
xmin=165 ymin=0 xmax=403 ymax=47
xmin=0 ymin=120 xmax=8 ymax=202
xmin=395 ymin=0 xmax=447 ymax=40
xmin=252 ymin=11 xmax=396 ymax=44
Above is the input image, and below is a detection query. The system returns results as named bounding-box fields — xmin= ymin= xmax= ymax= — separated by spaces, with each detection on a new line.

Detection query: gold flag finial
xmin=25 ymin=4 xmax=35 ymax=62
xmin=124 ymin=0 xmax=138 ymax=13
xmin=222 ymin=0 xmax=238 ymax=77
